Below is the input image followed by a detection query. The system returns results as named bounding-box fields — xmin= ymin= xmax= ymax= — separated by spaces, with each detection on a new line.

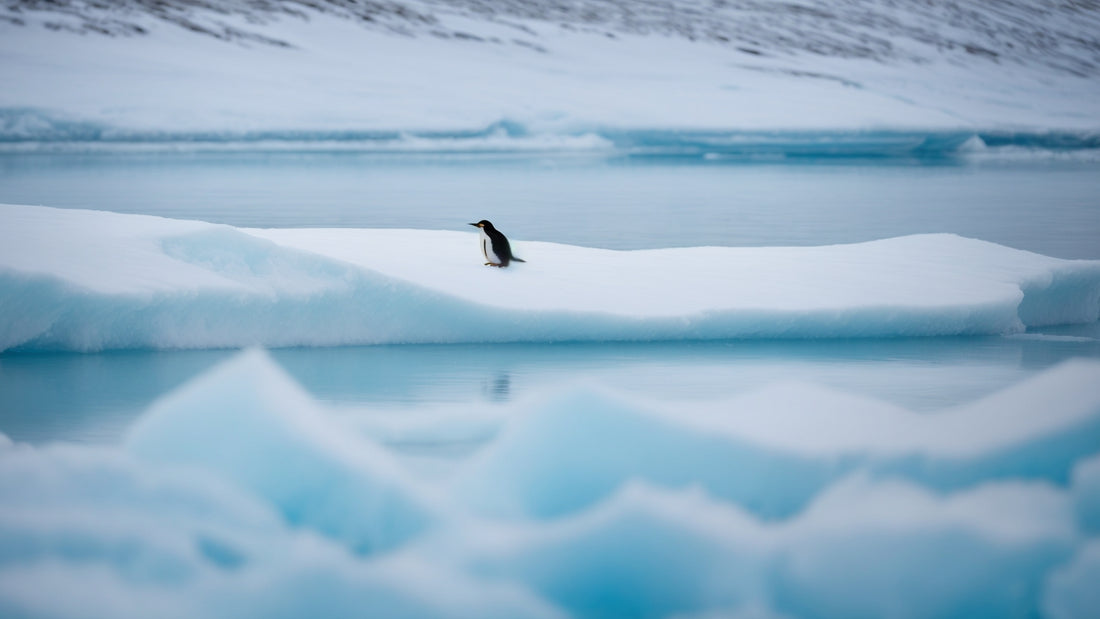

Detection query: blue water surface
xmin=1 ymin=132 xmax=1098 ymax=443
xmin=2 ymin=141 xmax=1099 ymax=258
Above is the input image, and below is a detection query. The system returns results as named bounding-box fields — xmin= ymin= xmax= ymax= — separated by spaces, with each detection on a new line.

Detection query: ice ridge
xmin=4 ymin=109 xmax=1100 ymax=162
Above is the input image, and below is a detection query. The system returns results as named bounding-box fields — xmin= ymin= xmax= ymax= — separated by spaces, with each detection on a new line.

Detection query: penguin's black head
xmin=468 ymin=220 xmax=495 ymax=230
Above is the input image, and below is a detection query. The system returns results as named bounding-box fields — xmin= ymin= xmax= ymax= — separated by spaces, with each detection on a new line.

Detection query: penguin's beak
xmin=468 ymin=223 xmax=480 ymax=227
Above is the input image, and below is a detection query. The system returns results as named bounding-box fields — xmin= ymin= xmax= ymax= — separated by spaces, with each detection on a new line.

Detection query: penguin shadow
xmin=481 ymin=372 xmax=512 ymax=403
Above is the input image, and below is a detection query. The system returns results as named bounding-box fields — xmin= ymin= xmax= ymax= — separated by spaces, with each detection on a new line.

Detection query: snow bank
xmin=2 ymin=204 xmax=1098 ymax=352
xmin=1 ymin=2 xmax=1098 ymax=133
xmin=2 ymin=350 xmax=1100 ymax=618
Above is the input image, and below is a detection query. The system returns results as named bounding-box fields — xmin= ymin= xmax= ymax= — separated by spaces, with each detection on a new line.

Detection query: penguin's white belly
xmin=479 ymin=230 xmax=502 ymax=264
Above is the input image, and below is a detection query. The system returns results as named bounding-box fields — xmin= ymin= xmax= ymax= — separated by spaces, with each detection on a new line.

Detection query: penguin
xmin=469 ymin=220 xmax=525 ymax=267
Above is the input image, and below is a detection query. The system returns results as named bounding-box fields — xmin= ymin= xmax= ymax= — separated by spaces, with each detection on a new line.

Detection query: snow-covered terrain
xmin=2 ymin=203 xmax=1099 ymax=352
xmin=2 ymin=0 xmax=1099 ymax=136
xmin=1 ymin=348 xmax=1099 ymax=618
xmin=3 ymin=2 xmax=1100 ymax=616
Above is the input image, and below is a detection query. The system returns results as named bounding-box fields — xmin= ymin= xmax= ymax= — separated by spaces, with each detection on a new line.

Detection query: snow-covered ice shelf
xmin=3 ymin=0 xmax=1100 ymax=135
xmin=1 ymin=204 xmax=1098 ymax=352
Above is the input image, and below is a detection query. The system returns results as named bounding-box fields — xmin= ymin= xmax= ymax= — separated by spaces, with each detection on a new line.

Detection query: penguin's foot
xmin=485 ymin=262 xmax=503 ymax=267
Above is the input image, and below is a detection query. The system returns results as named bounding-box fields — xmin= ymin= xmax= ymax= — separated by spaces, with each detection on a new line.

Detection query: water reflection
xmin=482 ymin=373 xmax=512 ymax=403
xmin=2 ymin=329 xmax=1097 ymax=445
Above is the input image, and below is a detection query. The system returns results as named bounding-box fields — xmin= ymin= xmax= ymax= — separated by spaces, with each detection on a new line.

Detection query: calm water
xmin=2 ymin=147 xmax=1099 ymax=444
xmin=2 ymin=149 xmax=1099 ymax=258
xmin=3 ymin=328 xmax=1100 ymax=444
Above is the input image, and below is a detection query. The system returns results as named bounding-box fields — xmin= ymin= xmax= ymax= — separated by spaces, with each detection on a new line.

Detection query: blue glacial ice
xmin=1045 ymin=541 xmax=1100 ymax=619
xmin=126 ymin=350 xmax=439 ymax=555
xmin=1 ymin=203 xmax=1099 ymax=352
xmin=1073 ymin=455 xmax=1100 ymax=534
xmin=455 ymin=362 xmax=1100 ymax=521
xmin=2 ymin=349 xmax=1100 ymax=618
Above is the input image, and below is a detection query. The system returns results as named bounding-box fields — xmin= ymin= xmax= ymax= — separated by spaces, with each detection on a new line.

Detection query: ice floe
xmin=2 ymin=204 xmax=1099 ymax=352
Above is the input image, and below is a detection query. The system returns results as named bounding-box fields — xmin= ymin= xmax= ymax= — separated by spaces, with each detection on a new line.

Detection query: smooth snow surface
xmin=1 ymin=349 xmax=1099 ymax=618
xmin=2 ymin=204 xmax=1098 ymax=352
xmin=2 ymin=1 xmax=1099 ymax=136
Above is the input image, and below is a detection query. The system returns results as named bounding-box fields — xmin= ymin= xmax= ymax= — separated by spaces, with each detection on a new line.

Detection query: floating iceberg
xmin=2 ymin=350 xmax=1099 ymax=618
xmin=2 ymin=204 xmax=1099 ymax=352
